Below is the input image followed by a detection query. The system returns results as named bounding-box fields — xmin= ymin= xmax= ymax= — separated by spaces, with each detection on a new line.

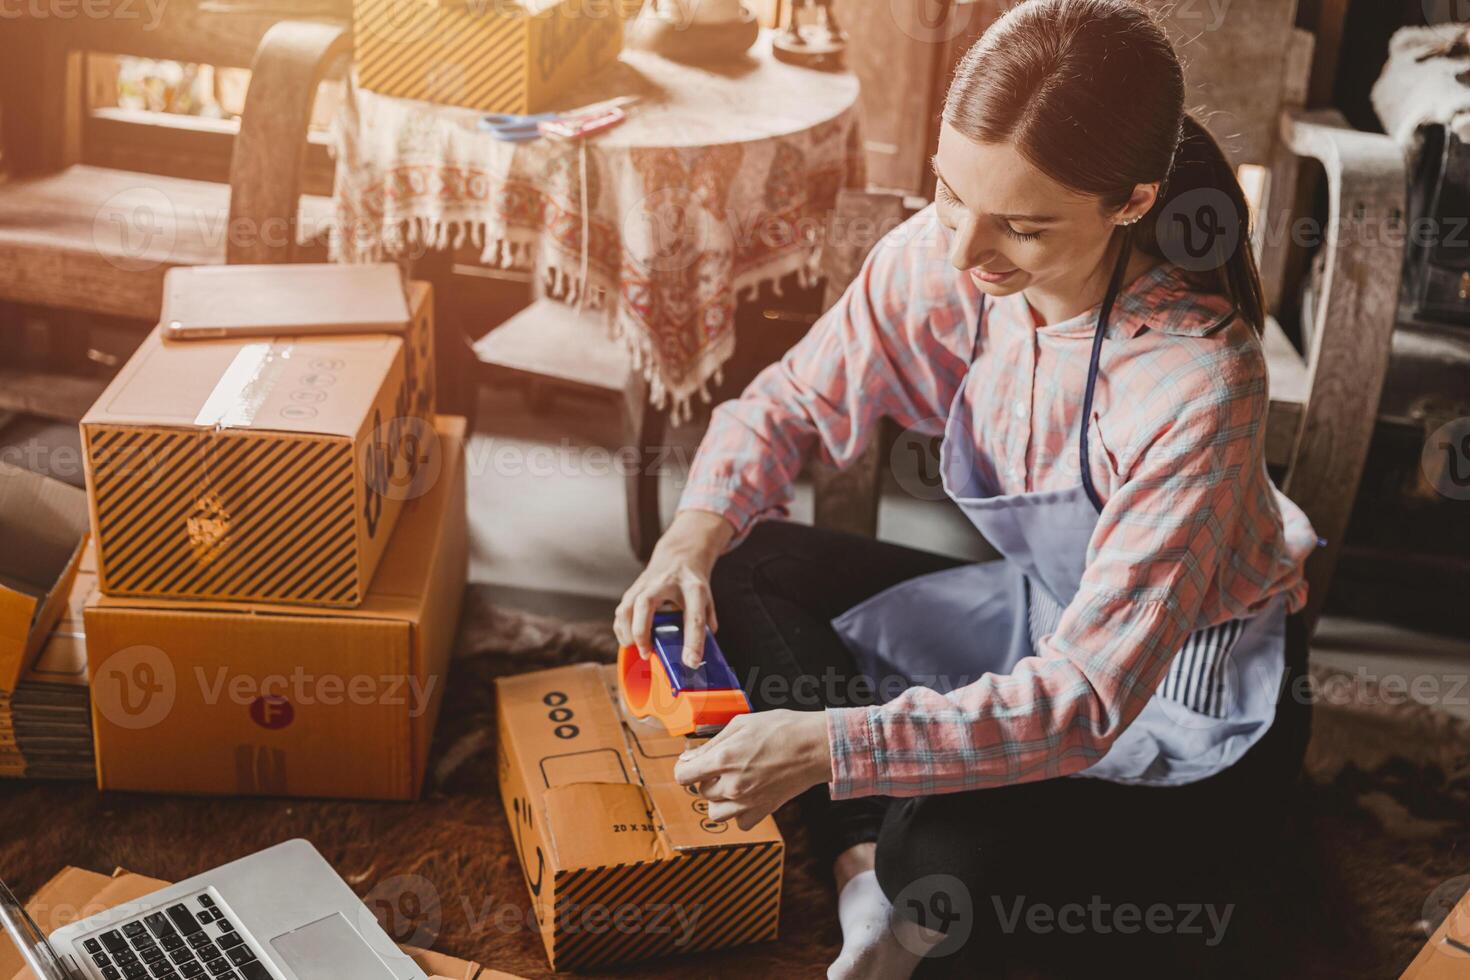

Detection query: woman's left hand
xmin=673 ymin=710 xmax=834 ymax=830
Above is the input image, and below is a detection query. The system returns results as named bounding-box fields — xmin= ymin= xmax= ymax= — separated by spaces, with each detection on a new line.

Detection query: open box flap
xmin=0 ymin=465 xmax=88 ymax=692
xmin=543 ymin=782 xmax=670 ymax=868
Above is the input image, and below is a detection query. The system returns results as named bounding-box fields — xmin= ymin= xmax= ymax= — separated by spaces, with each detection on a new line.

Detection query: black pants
xmin=709 ymin=520 xmax=1312 ymax=974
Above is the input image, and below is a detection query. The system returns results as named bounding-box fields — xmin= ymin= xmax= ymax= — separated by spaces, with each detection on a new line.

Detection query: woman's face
xmin=932 ymin=121 xmax=1150 ymax=301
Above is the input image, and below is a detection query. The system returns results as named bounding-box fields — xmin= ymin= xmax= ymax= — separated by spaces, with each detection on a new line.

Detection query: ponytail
xmin=1136 ymin=115 xmax=1267 ymax=333
xmin=945 ymin=0 xmax=1267 ymax=333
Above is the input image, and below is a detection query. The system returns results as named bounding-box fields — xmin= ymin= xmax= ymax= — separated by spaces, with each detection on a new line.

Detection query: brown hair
xmin=943 ymin=0 xmax=1265 ymax=332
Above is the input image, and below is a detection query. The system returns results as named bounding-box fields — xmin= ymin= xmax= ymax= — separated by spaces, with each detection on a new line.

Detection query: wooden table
xmin=333 ymin=28 xmax=865 ymax=555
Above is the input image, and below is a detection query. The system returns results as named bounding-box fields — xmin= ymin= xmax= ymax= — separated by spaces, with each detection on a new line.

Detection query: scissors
xmin=479 ymin=96 xmax=639 ymax=142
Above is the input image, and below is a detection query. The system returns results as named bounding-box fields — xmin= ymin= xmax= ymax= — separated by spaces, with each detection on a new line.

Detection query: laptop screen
xmin=0 ymin=880 xmax=73 ymax=980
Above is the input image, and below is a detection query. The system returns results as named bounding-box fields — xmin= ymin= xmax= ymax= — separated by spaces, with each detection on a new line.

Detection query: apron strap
xmin=970 ymin=294 xmax=987 ymax=362
xmin=1077 ymin=230 xmax=1136 ymax=514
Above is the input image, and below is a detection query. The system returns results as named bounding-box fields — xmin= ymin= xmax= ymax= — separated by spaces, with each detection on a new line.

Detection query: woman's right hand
xmin=614 ymin=510 xmax=734 ymax=668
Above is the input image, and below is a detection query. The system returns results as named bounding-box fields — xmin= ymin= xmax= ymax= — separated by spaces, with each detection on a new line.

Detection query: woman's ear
xmin=1114 ymin=182 xmax=1160 ymax=225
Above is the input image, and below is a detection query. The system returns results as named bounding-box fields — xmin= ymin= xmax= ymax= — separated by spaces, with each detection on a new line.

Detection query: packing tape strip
xmin=193 ymin=343 xmax=295 ymax=429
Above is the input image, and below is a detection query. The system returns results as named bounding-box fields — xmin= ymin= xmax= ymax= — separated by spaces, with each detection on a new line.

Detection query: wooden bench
xmin=0 ymin=5 xmax=351 ymax=420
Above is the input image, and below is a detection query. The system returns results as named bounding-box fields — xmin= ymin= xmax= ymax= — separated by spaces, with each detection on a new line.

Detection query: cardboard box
xmin=0 ymin=463 xmax=89 ymax=692
xmin=81 ymin=320 xmax=434 ymax=608
xmin=0 ymin=865 xmax=527 ymax=980
xmin=353 ymin=0 xmax=630 ymax=114
xmin=159 ymin=266 xmax=436 ymax=422
xmin=495 ymin=663 xmax=783 ymax=970
xmin=404 ymin=279 xmax=437 ymax=420
xmin=0 ymin=546 xmax=96 ymax=780
xmin=83 ymin=416 xmax=467 ymax=801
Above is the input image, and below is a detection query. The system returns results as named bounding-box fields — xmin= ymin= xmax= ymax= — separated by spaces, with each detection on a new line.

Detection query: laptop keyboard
xmin=78 ymin=893 xmax=271 ymax=980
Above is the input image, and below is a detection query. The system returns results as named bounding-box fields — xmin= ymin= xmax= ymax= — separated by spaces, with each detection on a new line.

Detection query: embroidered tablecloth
xmin=332 ymin=29 xmax=865 ymax=418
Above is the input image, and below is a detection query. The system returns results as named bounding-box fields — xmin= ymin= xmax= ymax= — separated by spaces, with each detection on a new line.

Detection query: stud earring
xmin=1119 ymin=215 xmax=1142 ymax=226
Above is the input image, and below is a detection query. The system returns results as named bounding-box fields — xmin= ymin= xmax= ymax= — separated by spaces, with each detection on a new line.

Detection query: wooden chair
xmin=811 ymin=1 xmax=1406 ymax=635
xmin=0 ymin=5 xmax=351 ymax=421
xmin=472 ymin=298 xmax=661 ymax=561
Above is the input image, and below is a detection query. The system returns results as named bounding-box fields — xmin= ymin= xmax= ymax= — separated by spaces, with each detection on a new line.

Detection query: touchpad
xmin=270 ymin=912 xmax=399 ymax=979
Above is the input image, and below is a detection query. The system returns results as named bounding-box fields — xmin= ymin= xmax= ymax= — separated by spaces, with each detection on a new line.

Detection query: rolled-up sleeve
xmin=825 ymin=337 xmax=1274 ymax=798
xmin=677 ymin=209 xmax=970 ymax=545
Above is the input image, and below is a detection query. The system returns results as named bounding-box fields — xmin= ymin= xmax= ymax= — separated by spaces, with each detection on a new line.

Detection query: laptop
xmin=157 ymin=264 xmax=410 ymax=341
xmin=0 ymin=840 xmax=427 ymax=980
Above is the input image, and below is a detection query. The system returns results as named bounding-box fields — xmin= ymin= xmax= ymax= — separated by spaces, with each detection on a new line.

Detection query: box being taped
xmin=495 ymin=663 xmax=782 ymax=970
xmin=81 ymin=316 xmax=433 ymax=608
xmin=83 ymin=416 xmax=466 ymax=801
xmin=0 ymin=865 xmax=528 ymax=980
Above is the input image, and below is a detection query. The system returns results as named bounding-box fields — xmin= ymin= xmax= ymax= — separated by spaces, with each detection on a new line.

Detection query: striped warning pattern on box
xmin=354 ymin=0 xmax=533 ymax=114
xmin=549 ymin=840 xmax=783 ymax=969
xmin=86 ymin=426 xmax=363 ymax=607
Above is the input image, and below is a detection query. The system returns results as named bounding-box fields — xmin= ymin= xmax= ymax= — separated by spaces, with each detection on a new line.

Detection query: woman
xmin=614 ymin=0 xmax=1317 ymax=974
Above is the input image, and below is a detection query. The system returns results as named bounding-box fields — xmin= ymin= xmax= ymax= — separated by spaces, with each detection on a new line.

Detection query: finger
xmin=679 ymin=582 xmax=710 ymax=668
xmin=613 ymin=576 xmax=651 ymax=651
xmin=629 ymin=588 xmax=669 ymax=657
xmin=673 ymin=746 xmax=727 ymax=786
xmin=613 ymin=596 xmax=632 ymax=649
xmin=614 ymin=608 xmax=646 ymax=657
xmin=707 ymin=595 xmax=720 ymax=636
xmin=692 ymin=772 xmax=742 ymax=802
xmin=707 ymin=799 xmax=746 ymax=825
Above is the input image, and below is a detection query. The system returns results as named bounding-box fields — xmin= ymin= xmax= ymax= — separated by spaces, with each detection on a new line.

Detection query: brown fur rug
xmin=2 ymin=587 xmax=1467 ymax=978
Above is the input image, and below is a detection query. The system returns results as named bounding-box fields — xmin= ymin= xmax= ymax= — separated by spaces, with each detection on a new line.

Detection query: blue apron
xmin=831 ymin=297 xmax=1287 ymax=787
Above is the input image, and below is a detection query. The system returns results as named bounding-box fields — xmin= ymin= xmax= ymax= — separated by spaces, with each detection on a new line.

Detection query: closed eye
xmin=935 ymin=179 xmax=1043 ymax=243
xmin=1001 ymin=223 xmax=1042 ymax=243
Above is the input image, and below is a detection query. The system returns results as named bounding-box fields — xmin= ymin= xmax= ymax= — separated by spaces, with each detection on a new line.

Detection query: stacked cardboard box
xmin=0 ymin=462 xmax=93 ymax=780
xmin=87 ymin=415 xmax=467 ymax=799
xmin=71 ymin=265 xmax=467 ymax=800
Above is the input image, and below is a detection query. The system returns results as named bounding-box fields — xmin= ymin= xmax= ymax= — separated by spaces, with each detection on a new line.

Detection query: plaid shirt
xmin=677 ymin=205 xmax=1317 ymax=799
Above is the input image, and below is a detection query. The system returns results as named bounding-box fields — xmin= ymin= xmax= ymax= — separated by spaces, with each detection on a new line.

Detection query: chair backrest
xmin=1154 ymin=0 xmax=1404 ymax=629
xmin=24 ymin=8 xmax=350 ymax=264
xmin=1152 ymin=0 xmax=1312 ymax=311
